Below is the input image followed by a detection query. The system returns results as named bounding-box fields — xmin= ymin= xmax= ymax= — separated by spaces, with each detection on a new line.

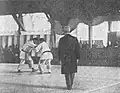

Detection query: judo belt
xmin=21 ymin=49 xmax=26 ymax=52
xmin=41 ymin=51 xmax=51 ymax=56
xmin=21 ymin=49 xmax=29 ymax=53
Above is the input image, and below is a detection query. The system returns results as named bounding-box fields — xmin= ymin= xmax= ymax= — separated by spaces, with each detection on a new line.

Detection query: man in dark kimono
xmin=58 ymin=26 xmax=80 ymax=90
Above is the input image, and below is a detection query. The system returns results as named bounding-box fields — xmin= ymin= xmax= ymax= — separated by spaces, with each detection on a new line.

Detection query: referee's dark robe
xmin=58 ymin=34 xmax=80 ymax=74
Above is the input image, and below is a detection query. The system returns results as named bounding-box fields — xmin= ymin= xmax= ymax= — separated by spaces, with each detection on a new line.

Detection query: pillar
xmin=88 ymin=25 xmax=93 ymax=48
xmin=26 ymin=35 xmax=30 ymax=41
xmin=107 ymin=21 xmax=112 ymax=46
xmin=8 ymin=35 xmax=12 ymax=46
xmin=14 ymin=35 xmax=17 ymax=46
xmin=40 ymin=34 xmax=44 ymax=38
xmin=46 ymin=34 xmax=50 ymax=47
xmin=20 ymin=35 xmax=24 ymax=49
xmin=2 ymin=36 xmax=6 ymax=48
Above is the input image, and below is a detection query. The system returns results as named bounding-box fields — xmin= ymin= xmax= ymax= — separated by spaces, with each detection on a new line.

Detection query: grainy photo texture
xmin=0 ymin=0 xmax=120 ymax=93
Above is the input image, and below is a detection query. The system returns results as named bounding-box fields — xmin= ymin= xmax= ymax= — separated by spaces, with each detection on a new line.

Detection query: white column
xmin=2 ymin=36 xmax=6 ymax=48
xmin=107 ymin=21 xmax=112 ymax=46
xmin=8 ymin=35 xmax=12 ymax=46
xmin=20 ymin=35 xmax=24 ymax=49
xmin=26 ymin=35 xmax=30 ymax=41
xmin=14 ymin=35 xmax=17 ymax=45
xmin=40 ymin=34 xmax=44 ymax=38
xmin=46 ymin=34 xmax=50 ymax=47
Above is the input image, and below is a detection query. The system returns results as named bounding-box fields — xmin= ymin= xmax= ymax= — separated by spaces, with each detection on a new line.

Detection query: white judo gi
xmin=17 ymin=40 xmax=37 ymax=71
xmin=35 ymin=41 xmax=53 ymax=73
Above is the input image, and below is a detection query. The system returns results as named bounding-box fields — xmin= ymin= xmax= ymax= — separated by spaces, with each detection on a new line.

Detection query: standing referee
xmin=58 ymin=26 xmax=80 ymax=90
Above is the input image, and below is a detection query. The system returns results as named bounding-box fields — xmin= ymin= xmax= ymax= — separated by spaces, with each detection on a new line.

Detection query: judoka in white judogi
xmin=17 ymin=38 xmax=38 ymax=72
xmin=35 ymin=38 xmax=53 ymax=74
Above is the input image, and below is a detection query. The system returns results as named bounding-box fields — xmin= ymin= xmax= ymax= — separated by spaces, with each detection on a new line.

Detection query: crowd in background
xmin=0 ymin=44 xmax=20 ymax=63
xmin=0 ymin=39 xmax=113 ymax=63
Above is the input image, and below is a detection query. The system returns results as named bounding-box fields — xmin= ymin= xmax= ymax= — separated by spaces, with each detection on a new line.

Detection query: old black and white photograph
xmin=0 ymin=0 xmax=120 ymax=93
